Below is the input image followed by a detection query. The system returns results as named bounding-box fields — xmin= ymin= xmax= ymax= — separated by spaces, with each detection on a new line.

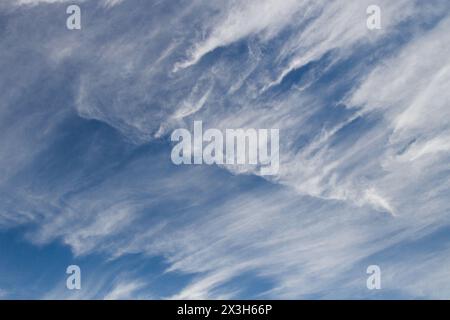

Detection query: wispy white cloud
xmin=1 ymin=0 xmax=450 ymax=299
xmin=104 ymin=280 xmax=145 ymax=300
xmin=12 ymin=0 xmax=125 ymax=7
xmin=173 ymin=0 xmax=304 ymax=72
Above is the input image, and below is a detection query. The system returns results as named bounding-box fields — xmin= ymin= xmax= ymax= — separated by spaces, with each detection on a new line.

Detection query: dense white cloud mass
xmin=0 ymin=0 xmax=449 ymax=299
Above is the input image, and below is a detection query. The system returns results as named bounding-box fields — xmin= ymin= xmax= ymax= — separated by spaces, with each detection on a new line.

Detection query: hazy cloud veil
xmin=0 ymin=0 xmax=449 ymax=299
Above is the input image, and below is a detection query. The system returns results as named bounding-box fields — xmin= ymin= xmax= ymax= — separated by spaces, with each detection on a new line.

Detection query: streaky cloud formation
xmin=0 ymin=0 xmax=449 ymax=299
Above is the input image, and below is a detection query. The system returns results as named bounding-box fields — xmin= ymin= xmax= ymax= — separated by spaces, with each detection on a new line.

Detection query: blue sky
xmin=0 ymin=0 xmax=450 ymax=299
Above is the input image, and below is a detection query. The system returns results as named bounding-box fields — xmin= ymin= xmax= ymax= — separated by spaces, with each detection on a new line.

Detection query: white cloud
xmin=173 ymin=0 xmax=304 ymax=72
xmin=12 ymin=0 xmax=124 ymax=7
xmin=1 ymin=0 xmax=450 ymax=299
xmin=104 ymin=280 xmax=145 ymax=300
